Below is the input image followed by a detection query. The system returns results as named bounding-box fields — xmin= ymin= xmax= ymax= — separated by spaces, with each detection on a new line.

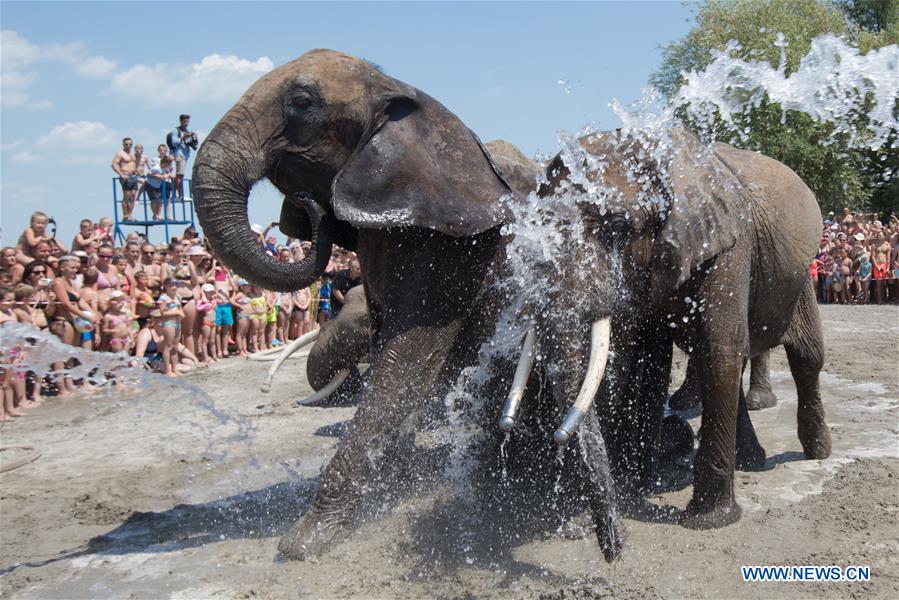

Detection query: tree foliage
xmin=650 ymin=0 xmax=898 ymax=213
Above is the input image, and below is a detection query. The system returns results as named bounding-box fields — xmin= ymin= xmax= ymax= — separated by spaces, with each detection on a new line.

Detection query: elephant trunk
xmin=192 ymin=118 xmax=332 ymax=292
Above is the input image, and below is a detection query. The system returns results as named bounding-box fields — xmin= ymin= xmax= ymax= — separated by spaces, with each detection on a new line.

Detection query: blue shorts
xmin=215 ymin=303 xmax=234 ymax=327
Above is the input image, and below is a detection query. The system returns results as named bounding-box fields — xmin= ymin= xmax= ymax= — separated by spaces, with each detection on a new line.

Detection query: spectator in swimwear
xmin=157 ymin=278 xmax=185 ymax=377
xmin=16 ymin=211 xmax=66 ymax=265
xmin=112 ymin=138 xmax=139 ymax=221
xmin=872 ymin=229 xmax=891 ymax=304
xmin=1 ymin=247 xmax=24 ymax=285
xmin=102 ymin=290 xmax=134 ymax=353
xmin=71 ymin=219 xmax=100 ymax=254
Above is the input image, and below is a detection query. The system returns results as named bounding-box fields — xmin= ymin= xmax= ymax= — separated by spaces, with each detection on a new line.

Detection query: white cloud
xmin=0 ymin=30 xmax=116 ymax=107
xmin=12 ymin=150 xmax=43 ymax=163
xmin=38 ymin=121 xmax=119 ymax=148
xmin=110 ymin=54 xmax=274 ymax=106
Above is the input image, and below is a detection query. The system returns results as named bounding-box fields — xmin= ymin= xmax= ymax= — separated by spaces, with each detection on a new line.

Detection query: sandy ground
xmin=1 ymin=304 xmax=897 ymax=599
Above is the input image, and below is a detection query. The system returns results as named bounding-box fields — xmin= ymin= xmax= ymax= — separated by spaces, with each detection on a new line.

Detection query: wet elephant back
xmin=713 ymin=143 xmax=821 ymax=352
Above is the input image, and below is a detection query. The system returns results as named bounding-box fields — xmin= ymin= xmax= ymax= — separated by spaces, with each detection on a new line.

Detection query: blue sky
xmin=1 ymin=1 xmax=695 ymax=244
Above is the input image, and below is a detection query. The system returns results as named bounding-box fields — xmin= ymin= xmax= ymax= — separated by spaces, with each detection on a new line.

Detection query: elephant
xmin=262 ymin=139 xmax=543 ymax=405
xmin=193 ymin=50 xmax=621 ymax=562
xmin=669 ymin=349 xmax=779 ymax=413
xmin=193 ymin=49 xmax=829 ymax=560
xmin=525 ymin=126 xmax=831 ymax=528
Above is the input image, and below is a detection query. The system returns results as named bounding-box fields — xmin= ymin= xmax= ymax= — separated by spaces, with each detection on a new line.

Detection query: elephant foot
xmin=745 ymin=388 xmax=778 ymax=410
xmin=668 ymin=386 xmax=700 ymax=411
xmin=735 ymin=437 xmax=767 ymax=471
xmin=278 ymin=507 xmax=352 ymax=560
xmin=798 ymin=407 xmax=831 ymax=460
xmin=682 ymin=497 xmax=742 ymax=530
xmin=659 ymin=415 xmax=694 ymax=461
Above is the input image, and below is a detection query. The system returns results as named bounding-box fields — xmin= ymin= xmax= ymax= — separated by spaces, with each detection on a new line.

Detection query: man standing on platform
xmin=168 ymin=114 xmax=198 ymax=201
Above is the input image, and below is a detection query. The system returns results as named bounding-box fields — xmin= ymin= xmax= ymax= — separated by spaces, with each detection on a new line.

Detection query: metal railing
xmin=111 ymin=178 xmax=196 ymax=245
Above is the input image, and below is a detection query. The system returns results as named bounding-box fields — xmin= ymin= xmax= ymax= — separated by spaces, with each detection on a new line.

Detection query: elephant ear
xmin=332 ymin=90 xmax=512 ymax=236
xmin=649 ymin=126 xmax=748 ymax=295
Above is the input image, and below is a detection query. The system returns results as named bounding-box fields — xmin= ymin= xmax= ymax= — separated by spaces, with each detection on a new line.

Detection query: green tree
xmin=650 ymin=0 xmax=897 ymax=213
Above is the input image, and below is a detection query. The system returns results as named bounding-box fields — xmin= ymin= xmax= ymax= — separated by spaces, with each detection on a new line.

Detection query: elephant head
xmin=193 ymin=49 xmax=512 ymax=292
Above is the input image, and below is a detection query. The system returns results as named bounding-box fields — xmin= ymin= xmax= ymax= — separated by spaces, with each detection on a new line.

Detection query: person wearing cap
xmin=102 ymin=290 xmax=134 ymax=352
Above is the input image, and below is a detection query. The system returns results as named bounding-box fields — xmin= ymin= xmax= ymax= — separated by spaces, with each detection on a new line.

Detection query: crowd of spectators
xmin=2 ymin=202 xmax=896 ymax=420
xmin=0 ymin=212 xmax=361 ymax=420
xmin=813 ymin=208 xmax=899 ymax=305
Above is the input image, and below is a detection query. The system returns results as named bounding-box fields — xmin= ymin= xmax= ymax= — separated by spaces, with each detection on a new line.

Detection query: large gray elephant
xmin=285 ymin=139 xmax=542 ymax=404
xmin=193 ymin=49 xmax=829 ymax=560
xmin=529 ymin=127 xmax=830 ymax=527
xmin=193 ymin=50 xmax=621 ymax=561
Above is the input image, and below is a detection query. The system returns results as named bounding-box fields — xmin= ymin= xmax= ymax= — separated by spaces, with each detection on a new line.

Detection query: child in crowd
xmin=78 ymin=269 xmax=102 ymax=350
xmin=103 ymin=290 xmax=133 ymax=353
xmin=157 ymin=278 xmax=184 ymax=376
xmin=196 ymin=283 xmax=218 ymax=363
xmin=317 ymin=274 xmax=333 ymax=325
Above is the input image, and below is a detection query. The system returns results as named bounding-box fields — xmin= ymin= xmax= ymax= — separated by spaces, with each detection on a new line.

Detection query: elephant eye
xmin=599 ymin=215 xmax=630 ymax=245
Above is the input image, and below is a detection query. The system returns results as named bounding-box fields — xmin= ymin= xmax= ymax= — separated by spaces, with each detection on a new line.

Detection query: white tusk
xmin=296 ymin=369 xmax=351 ymax=406
xmin=554 ymin=318 xmax=611 ymax=445
xmin=259 ymin=329 xmax=321 ymax=392
xmin=251 ymin=328 xmax=320 ymax=363
xmin=248 ymin=346 xmax=285 ymax=358
xmin=499 ymin=329 xmax=537 ymax=432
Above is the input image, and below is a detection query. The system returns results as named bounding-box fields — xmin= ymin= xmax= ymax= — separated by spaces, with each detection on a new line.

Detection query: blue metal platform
xmin=111 ymin=178 xmax=196 ymax=245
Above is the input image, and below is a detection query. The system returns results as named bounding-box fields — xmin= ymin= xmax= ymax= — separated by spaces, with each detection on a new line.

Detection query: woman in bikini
xmin=231 ymin=280 xmax=254 ymax=357
xmin=50 ymin=256 xmax=98 ymax=396
xmin=94 ymin=244 xmax=122 ymax=309
xmin=167 ymin=242 xmax=198 ymax=356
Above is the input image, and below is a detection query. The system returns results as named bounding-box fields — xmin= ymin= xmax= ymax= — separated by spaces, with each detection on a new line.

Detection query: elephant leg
xmin=683 ymin=289 xmax=746 ymax=529
xmin=745 ymin=350 xmax=778 ymax=410
xmin=669 ymin=353 xmax=701 ymax=410
xmin=278 ymin=323 xmax=460 ymax=560
xmin=735 ymin=369 xmax=767 ymax=471
xmin=783 ymin=281 xmax=831 ymax=460
xmin=603 ymin=316 xmax=671 ymax=499
xmin=546 ymin=326 xmax=621 ymax=561
xmin=577 ymin=410 xmax=623 ymax=562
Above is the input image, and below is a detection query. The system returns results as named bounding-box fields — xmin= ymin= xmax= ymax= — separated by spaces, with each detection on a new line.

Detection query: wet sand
xmin=1 ymin=304 xmax=897 ymax=599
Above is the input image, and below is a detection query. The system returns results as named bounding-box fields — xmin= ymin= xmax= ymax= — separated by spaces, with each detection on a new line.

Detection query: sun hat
xmin=238 ymin=277 xmax=249 ymax=286
xmin=73 ymin=250 xmax=89 ymax=258
xmin=853 ymin=232 xmax=865 ymax=241
xmin=186 ymin=245 xmax=209 ymax=256
xmin=201 ymin=283 xmax=215 ymax=292
xmin=110 ymin=290 xmax=125 ymax=299
xmin=250 ymin=224 xmax=263 ymax=235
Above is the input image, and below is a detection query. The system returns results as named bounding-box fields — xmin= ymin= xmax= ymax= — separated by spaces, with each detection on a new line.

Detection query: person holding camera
xmin=168 ymin=113 xmax=198 ymax=202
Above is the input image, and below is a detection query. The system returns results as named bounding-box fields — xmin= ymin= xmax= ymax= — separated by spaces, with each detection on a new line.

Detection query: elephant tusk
xmin=248 ymin=346 xmax=286 ymax=358
xmin=554 ymin=318 xmax=611 ymax=446
xmin=259 ymin=329 xmax=321 ymax=392
xmin=296 ymin=369 xmax=351 ymax=406
xmin=499 ymin=329 xmax=537 ymax=432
